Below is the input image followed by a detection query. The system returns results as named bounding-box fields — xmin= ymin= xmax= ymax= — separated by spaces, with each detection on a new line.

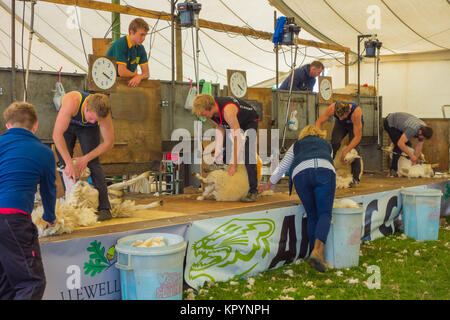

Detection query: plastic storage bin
xmin=115 ymin=233 xmax=186 ymax=300
xmin=324 ymin=204 xmax=364 ymax=269
xmin=400 ymin=188 xmax=442 ymax=241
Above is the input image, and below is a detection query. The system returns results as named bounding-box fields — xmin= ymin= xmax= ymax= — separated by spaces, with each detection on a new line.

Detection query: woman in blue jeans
xmin=258 ymin=125 xmax=336 ymax=272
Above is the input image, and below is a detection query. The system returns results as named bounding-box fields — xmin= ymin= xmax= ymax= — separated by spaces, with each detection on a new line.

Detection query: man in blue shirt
xmin=279 ymin=60 xmax=324 ymax=91
xmin=106 ymin=18 xmax=150 ymax=87
xmin=0 ymin=102 xmax=56 ymax=299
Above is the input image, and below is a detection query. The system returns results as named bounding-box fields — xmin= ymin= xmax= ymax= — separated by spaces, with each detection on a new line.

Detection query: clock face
xmin=229 ymin=72 xmax=247 ymax=98
xmin=320 ymin=78 xmax=332 ymax=101
xmin=92 ymin=57 xmax=116 ymax=90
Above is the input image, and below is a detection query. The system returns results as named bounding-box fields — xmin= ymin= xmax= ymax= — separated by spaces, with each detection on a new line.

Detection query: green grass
xmin=184 ymin=216 xmax=450 ymax=300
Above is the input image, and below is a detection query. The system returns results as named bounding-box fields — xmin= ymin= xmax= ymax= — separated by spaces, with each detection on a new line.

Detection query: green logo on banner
xmin=83 ymin=240 xmax=116 ymax=277
xmin=445 ymin=183 xmax=449 ymax=200
xmin=188 ymin=218 xmax=275 ymax=282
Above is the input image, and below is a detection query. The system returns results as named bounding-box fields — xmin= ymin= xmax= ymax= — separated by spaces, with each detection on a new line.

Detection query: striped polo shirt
xmin=386 ymin=112 xmax=425 ymax=140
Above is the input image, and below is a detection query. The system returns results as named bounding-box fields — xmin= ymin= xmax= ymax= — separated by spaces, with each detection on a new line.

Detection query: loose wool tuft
xmin=333 ymin=198 xmax=360 ymax=208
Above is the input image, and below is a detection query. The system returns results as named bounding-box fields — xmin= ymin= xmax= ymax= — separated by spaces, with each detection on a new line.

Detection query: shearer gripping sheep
xmin=383 ymin=112 xmax=433 ymax=177
xmin=316 ymin=101 xmax=363 ymax=188
xmin=192 ymin=94 xmax=260 ymax=202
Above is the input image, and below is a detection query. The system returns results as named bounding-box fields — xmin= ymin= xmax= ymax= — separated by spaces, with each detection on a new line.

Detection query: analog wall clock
xmin=227 ymin=69 xmax=248 ymax=99
xmin=87 ymin=54 xmax=117 ymax=92
xmin=318 ymin=76 xmax=333 ymax=104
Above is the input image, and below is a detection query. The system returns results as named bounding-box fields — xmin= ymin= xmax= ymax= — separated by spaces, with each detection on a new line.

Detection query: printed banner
xmin=41 ymin=224 xmax=189 ymax=300
xmin=185 ymin=183 xmax=450 ymax=289
xmin=185 ymin=206 xmax=309 ymax=289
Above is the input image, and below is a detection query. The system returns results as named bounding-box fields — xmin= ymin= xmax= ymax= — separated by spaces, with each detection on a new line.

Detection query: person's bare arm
xmin=223 ymin=105 xmax=241 ymax=176
xmin=315 ymin=103 xmax=335 ymax=130
xmin=397 ymin=134 xmax=418 ymax=164
xmin=117 ymin=64 xmax=136 ymax=78
xmin=73 ymin=115 xmax=114 ymax=173
xmin=52 ymin=91 xmax=80 ymax=182
xmin=213 ymin=123 xmax=225 ymax=163
xmin=341 ymin=108 xmax=363 ymax=163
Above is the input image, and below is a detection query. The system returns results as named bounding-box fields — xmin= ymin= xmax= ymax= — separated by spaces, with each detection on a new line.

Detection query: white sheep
xmin=32 ymin=176 xmax=163 ymax=237
xmin=334 ymin=146 xmax=364 ymax=189
xmin=193 ymin=163 xmax=254 ymax=201
xmin=397 ymin=146 xmax=434 ymax=178
xmin=385 ymin=143 xmax=434 ymax=178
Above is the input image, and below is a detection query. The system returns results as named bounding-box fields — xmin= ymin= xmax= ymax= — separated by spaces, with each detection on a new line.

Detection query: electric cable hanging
xmin=74 ymin=4 xmax=89 ymax=66
xmin=0 ymin=26 xmax=56 ymax=71
xmin=200 ymin=29 xmax=275 ymax=72
xmin=280 ymin=35 xmax=300 ymax=154
xmin=198 ymin=34 xmax=219 ymax=83
xmin=21 ymin=0 xmax=27 ymax=101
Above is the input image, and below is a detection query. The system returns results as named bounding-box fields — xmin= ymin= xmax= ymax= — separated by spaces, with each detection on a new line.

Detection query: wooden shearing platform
xmin=39 ymin=174 xmax=449 ymax=243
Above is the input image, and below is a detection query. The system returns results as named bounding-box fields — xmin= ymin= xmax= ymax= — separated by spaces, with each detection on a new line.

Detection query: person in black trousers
xmin=192 ymin=94 xmax=259 ymax=202
xmin=53 ymin=91 xmax=114 ymax=221
xmin=0 ymin=102 xmax=56 ymax=299
xmin=316 ymin=101 xmax=363 ymax=187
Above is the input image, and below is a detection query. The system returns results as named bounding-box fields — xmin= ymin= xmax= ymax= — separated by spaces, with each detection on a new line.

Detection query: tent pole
xmin=11 ymin=0 xmax=16 ymax=103
xmin=170 ymin=0 xmax=175 ymax=132
xmin=24 ymin=0 xmax=36 ymax=101
xmin=274 ymin=11 xmax=278 ymax=89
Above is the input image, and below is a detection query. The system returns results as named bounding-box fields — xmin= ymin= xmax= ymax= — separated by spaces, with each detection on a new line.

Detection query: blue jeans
xmin=293 ymin=168 xmax=336 ymax=253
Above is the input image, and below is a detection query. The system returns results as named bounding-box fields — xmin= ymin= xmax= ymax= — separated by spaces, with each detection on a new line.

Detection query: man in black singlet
xmin=52 ymin=91 xmax=114 ymax=221
xmin=192 ymin=94 xmax=259 ymax=202
xmin=316 ymin=101 xmax=363 ymax=187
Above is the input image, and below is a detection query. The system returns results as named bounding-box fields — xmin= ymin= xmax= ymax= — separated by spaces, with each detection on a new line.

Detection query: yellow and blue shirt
xmin=70 ymin=91 xmax=99 ymax=127
xmin=106 ymin=35 xmax=148 ymax=73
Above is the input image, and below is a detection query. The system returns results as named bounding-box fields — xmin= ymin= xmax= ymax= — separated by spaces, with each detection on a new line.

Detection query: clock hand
xmin=103 ymin=72 xmax=111 ymax=80
xmin=238 ymin=84 xmax=243 ymax=90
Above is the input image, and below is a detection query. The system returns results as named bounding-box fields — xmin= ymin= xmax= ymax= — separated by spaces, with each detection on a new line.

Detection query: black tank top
xmin=69 ymin=91 xmax=99 ymax=127
xmin=211 ymin=97 xmax=258 ymax=130
xmin=333 ymin=102 xmax=364 ymax=126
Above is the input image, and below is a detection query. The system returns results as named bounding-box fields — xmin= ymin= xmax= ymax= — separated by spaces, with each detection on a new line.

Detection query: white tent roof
xmin=271 ymin=0 xmax=450 ymax=54
xmin=1 ymin=0 xmax=449 ymax=87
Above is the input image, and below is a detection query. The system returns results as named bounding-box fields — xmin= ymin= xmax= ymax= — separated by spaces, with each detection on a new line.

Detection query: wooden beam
xmin=39 ymin=0 xmax=350 ymax=53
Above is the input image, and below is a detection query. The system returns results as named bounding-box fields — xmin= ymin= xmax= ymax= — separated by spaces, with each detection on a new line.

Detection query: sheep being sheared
xmin=193 ymin=154 xmax=268 ymax=201
xmin=334 ymin=146 xmax=364 ymax=189
xmin=32 ymin=173 xmax=163 ymax=237
xmin=396 ymin=145 xmax=434 ymax=178
xmin=32 ymin=199 xmax=98 ymax=237
xmin=385 ymin=143 xmax=434 ymax=178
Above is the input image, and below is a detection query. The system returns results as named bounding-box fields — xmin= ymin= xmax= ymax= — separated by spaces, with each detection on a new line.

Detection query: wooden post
xmin=345 ymin=52 xmax=349 ymax=86
xmin=175 ymin=19 xmax=183 ymax=82
xmin=111 ymin=0 xmax=120 ymax=42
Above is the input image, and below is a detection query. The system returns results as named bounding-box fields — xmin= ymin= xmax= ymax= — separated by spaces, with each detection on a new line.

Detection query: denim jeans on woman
xmin=293 ymin=167 xmax=336 ymax=254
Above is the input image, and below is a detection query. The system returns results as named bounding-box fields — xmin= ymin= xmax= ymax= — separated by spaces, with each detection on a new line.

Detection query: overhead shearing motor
xmin=272 ymin=16 xmax=301 ymax=46
xmin=281 ymin=18 xmax=301 ymax=45
xmin=364 ymin=37 xmax=382 ymax=57
xmin=177 ymin=1 xmax=202 ymax=27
